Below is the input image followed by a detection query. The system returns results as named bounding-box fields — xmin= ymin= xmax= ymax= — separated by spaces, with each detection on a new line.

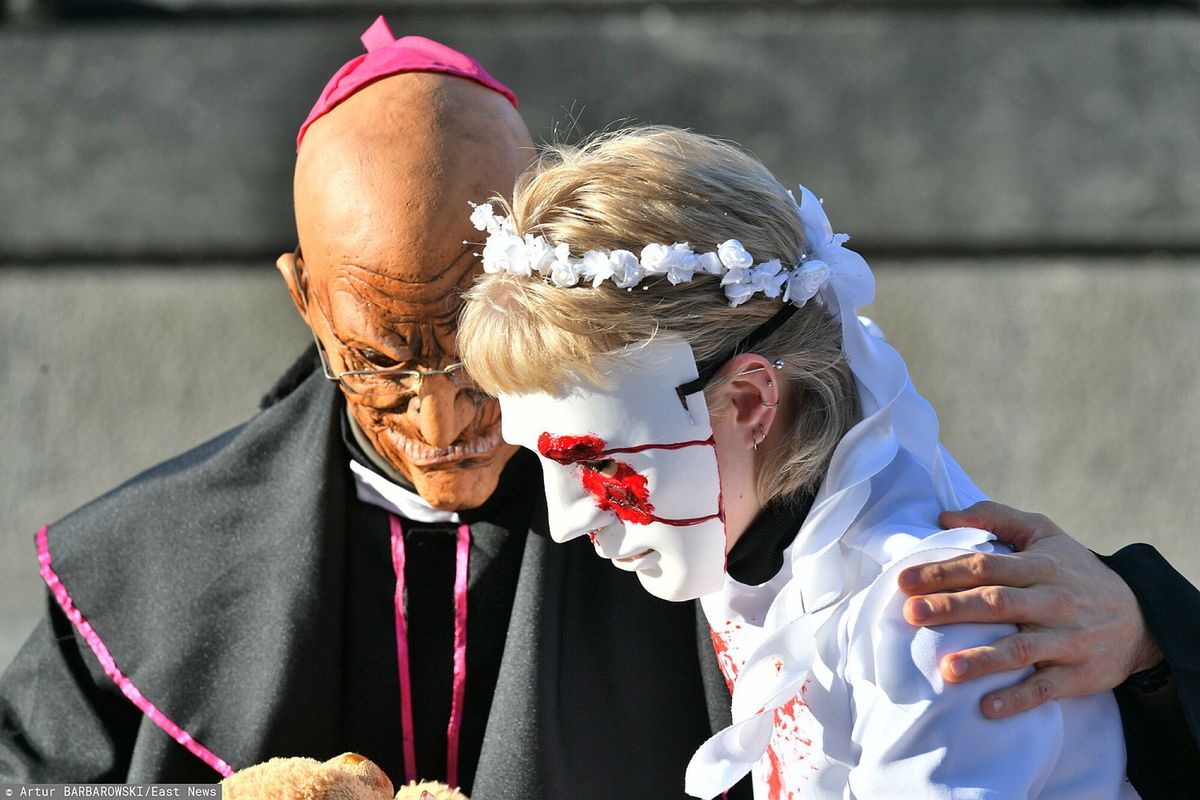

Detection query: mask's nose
xmin=412 ymin=375 xmax=468 ymax=449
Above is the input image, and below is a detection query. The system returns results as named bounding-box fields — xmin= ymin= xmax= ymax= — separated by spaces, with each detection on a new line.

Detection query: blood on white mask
xmin=499 ymin=339 xmax=727 ymax=601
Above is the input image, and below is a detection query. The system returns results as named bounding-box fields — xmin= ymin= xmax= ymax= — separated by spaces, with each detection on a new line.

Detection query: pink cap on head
xmin=296 ymin=16 xmax=518 ymax=151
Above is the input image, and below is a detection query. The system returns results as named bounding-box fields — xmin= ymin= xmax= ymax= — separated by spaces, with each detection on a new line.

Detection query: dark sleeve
xmin=0 ymin=591 xmax=140 ymax=781
xmin=1099 ymin=543 xmax=1200 ymax=798
xmin=693 ymin=602 xmax=754 ymax=800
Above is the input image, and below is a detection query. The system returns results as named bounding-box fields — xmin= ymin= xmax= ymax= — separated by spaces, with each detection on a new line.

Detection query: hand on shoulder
xmin=896 ymin=501 xmax=1162 ymax=718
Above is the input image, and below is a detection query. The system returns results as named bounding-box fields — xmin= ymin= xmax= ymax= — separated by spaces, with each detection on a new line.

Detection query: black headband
xmin=675 ymin=302 xmax=798 ymax=406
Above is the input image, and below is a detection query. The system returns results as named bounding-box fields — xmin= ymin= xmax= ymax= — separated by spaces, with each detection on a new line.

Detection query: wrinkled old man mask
xmin=279 ymin=73 xmax=533 ymax=510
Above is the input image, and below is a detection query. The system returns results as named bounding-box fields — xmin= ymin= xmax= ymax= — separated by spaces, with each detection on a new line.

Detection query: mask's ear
xmin=712 ymin=353 xmax=781 ymax=449
xmin=275 ymin=249 xmax=310 ymax=324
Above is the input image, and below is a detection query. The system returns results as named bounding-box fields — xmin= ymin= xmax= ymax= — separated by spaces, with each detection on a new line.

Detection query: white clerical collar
xmin=349 ymin=458 xmax=462 ymax=523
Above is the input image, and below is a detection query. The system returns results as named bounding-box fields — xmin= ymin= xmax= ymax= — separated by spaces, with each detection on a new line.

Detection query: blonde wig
xmin=460 ymin=126 xmax=859 ymax=505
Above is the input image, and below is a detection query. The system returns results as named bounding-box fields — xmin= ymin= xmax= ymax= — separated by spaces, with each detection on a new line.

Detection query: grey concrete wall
xmin=870 ymin=258 xmax=1200 ymax=582
xmin=2 ymin=4 xmax=1198 ymax=672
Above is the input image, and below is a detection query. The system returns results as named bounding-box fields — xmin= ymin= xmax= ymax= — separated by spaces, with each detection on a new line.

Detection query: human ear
xmin=275 ymin=250 xmax=310 ymax=324
xmin=714 ymin=353 xmax=780 ymax=450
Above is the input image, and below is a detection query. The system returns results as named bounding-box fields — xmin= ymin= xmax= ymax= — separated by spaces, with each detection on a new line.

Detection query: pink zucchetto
xmin=296 ymin=16 xmax=518 ymax=151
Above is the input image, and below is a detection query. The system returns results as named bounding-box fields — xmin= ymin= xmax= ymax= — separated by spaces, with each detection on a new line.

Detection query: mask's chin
xmin=635 ymin=560 xmax=726 ymax=602
xmin=586 ymin=515 xmax=728 ymax=601
xmin=348 ymin=400 xmax=519 ymax=511
xmin=402 ymin=443 xmax=520 ymax=510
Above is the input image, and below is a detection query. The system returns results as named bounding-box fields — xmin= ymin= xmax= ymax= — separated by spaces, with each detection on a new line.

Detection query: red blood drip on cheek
xmin=579 ymin=462 xmax=655 ymax=525
xmin=537 ymin=432 xmax=606 ymax=464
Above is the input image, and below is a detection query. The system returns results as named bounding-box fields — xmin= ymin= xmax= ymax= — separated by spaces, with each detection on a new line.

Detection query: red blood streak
xmin=651 ymin=511 xmax=723 ymax=527
xmin=602 ymin=436 xmax=716 ymax=455
xmin=708 ymin=628 xmax=737 ymax=695
xmin=537 ymin=432 xmax=717 ymax=462
xmin=579 ymin=461 xmax=655 ymax=525
xmin=774 ymin=695 xmax=812 ymax=747
xmin=765 ymin=744 xmax=785 ymax=800
xmin=537 ymin=432 xmax=606 ymax=464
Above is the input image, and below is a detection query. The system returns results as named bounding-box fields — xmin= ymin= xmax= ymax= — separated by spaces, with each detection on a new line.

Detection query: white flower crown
xmin=468 ymin=197 xmax=837 ymax=308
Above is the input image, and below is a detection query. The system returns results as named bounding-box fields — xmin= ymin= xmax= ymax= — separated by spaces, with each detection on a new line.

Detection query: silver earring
xmin=751 ymin=429 xmax=760 ymax=451
xmin=761 ymin=399 xmax=779 ymax=409
xmin=773 ymin=359 xmax=785 ymax=370
xmin=753 ymin=424 xmax=766 ymax=450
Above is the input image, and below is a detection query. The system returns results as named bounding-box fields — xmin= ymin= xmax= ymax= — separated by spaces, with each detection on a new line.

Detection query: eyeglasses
xmin=289 ymin=247 xmax=482 ymax=405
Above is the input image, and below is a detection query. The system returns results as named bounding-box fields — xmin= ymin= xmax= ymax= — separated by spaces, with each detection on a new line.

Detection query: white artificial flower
xmin=641 ymin=242 xmax=696 ymax=284
xmin=750 ymin=259 xmax=787 ymax=299
xmin=470 ymin=202 xmax=500 ymax=234
xmin=550 ymin=256 xmax=583 ymax=287
xmin=784 ymin=259 xmax=830 ymax=305
xmin=524 ymin=234 xmax=558 ymax=275
xmin=610 ymin=250 xmax=644 ymax=289
xmin=481 ymin=229 xmax=527 ymax=275
xmin=694 ymin=251 xmax=724 ymax=275
xmin=720 ymin=265 xmax=750 ymax=287
xmin=668 ymin=244 xmax=699 ymax=284
xmin=581 ymin=251 xmax=614 ymax=288
xmin=639 ymin=242 xmax=675 ymax=275
xmin=717 ymin=239 xmax=753 ymax=271
xmin=723 ymin=280 xmax=757 ymax=307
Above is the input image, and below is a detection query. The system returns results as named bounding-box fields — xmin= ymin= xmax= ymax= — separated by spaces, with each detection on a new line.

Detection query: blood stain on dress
xmin=709 ymin=628 xmax=738 ymax=694
xmin=774 ymin=694 xmax=813 ymax=748
xmin=764 ymin=744 xmax=788 ymax=800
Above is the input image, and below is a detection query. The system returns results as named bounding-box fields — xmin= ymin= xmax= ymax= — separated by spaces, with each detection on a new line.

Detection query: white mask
xmin=499 ymin=338 xmax=727 ymax=601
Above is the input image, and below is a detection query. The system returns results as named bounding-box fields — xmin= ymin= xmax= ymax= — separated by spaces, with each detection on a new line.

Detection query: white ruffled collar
xmin=348 ymin=458 xmax=462 ymax=523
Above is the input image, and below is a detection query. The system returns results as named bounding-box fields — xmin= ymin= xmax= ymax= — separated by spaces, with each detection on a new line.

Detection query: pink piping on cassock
xmin=389 ymin=515 xmax=471 ymax=788
xmin=390 ymin=514 xmax=420 ymax=782
xmin=445 ymin=523 xmax=470 ymax=788
xmin=34 ymin=525 xmax=234 ymax=778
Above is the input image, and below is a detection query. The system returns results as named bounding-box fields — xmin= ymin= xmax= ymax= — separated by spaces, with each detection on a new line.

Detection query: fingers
xmin=898 ymin=551 xmax=1056 ymax=597
xmin=939 ymin=631 xmax=1085 ymax=719
xmin=903 ymin=582 xmax=1070 ymax=627
xmin=937 ymin=500 xmax=1063 ymax=551
xmin=938 ymin=630 xmax=1060 ymax=683
xmin=978 ymin=666 xmax=1074 ymax=719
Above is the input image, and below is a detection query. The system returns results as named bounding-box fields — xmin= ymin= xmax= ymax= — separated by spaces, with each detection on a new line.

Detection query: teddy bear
xmin=220 ymin=753 xmax=469 ymax=800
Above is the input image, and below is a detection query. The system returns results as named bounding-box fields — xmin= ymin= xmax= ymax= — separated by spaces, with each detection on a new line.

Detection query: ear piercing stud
xmin=773 ymin=359 xmax=785 ymax=370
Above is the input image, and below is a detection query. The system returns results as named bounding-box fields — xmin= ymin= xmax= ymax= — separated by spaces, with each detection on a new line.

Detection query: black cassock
xmin=0 ymin=351 xmax=748 ymax=799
